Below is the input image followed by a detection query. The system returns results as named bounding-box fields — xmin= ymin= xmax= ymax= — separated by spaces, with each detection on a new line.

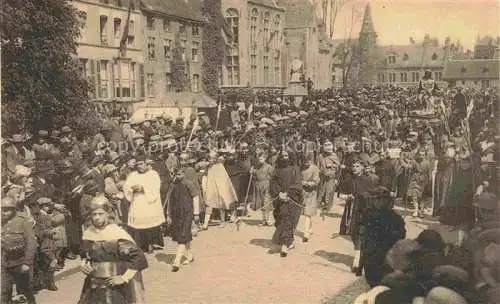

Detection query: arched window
xmin=250 ymin=8 xmax=258 ymax=46
xmin=225 ymin=8 xmax=240 ymax=85
xmin=431 ymin=53 xmax=438 ymax=60
xmin=272 ymin=14 xmax=280 ymax=49
xmin=403 ymin=53 xmax=409 ymax=61
xmin=225 ymin=8 xmax=239 ymax=44
xmin=263 ymin=12 xmax=270 ymax=49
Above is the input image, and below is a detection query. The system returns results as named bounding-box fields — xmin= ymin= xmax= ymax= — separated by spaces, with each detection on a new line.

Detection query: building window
xmin=192 ymin=26 xmax=199 ymax=36
xmin=388 ymin=55 xmax=396 ymax=64
xmin=129 ymin=20 xmax=135 ymax=35
xmin=192 ymin=74 xmax=199 ymax=92
xmin=381 ymin=73 xmax=385 ymax=82
xmin=191 ymin=42 xmax=199 ymax=62
xmin=113 ymin=18 xmax=121 ymax=39
xmin=273 ymin=15 xmax=281 ymax=49
xmin=482 ymin=80 xmax=489 ymax=88
xmin=378 ymin=73 xmax=382 ymax=82
xmin=263 ymin=12 xmax=270 ymax=49
xmin=388 ymin=73 xmax=396 ymax=83
xmin=400 ymin=72 xmax=407 ymax=82
xmin=263 ymin=55 xmax=269 ymax=84
xmin=131 ymin=62 xmax=136 ymax=98
xmin=179 ymin=23 xmax=186 ymax=36
xmin=180 ymin=39 xmax=186 ymax=61
xmin=112 ymin=60 xmax=131 ymax=98
xmin=226 ymin=55 xmax=239 ymax=85
xmin=97 ymin=60 xmax=109 ymax=98
xmin=431 ymin=53 xmax=438 ymax=60
xmin=163 ymin=18 xmax=170 ymax=31
xmin=482 ymin=67 xmax=490 ymax=73
xmin=100 ymin=15 xmax=108 ymax=45
xmin=165 ymin=73 xmax=173 ymax=92
xmin=226 ymin=9 xmax=239 ymax=44
xmin=403 ymin=53 xmax=409 ymax=61
xmin=460 ymin=67 xmax=467 ymax=73
xmin=250 ymin=54 xmax=257 ymax=84
xmin=78 ymin=11 xmax=87 ymax=39
xmin=139 ymin=64 xmax=145 ymax=97
xmin=250 ymin=9 xmax=258 ymax=47
xmin=274 ymin=53 xmax=280 ymax=85
xmin=164 ymin=39 xmax=172 ymax=59
xmin=146 ymin=73 xmax=154 ymax=96
xmin=147 ymin=37 xmax=156 ymax=60
xmin=146 ymin=15 xmax=154 ymax=30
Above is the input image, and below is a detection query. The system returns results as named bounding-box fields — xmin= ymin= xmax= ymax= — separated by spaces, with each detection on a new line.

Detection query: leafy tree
xmin=1 ymin=0 xmax=100 ymax=136
xmin=171 ymin=32 xmax=187 ymax=92
xmin=201 ymin=0 xmax=231 ymax=98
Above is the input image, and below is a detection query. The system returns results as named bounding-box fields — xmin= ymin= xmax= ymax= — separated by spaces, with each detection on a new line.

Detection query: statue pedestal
xmin=283 ymin=81 xmax=308 ymax=107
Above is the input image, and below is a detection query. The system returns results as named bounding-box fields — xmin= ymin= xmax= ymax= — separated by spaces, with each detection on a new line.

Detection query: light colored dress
xmin=123 ymin=169 xmax=165 ymax=229
xmin=253 ymin=163 xmax=274 ymax=211
xmin=203 ymin=163 xmax=238 ymax=210
xmin=301 ymin=164 xmax=321 ymax=216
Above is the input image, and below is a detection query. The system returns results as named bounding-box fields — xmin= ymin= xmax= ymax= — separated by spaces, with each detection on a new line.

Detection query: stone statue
xmin=290 ymin=58 xmax=304 ymax=82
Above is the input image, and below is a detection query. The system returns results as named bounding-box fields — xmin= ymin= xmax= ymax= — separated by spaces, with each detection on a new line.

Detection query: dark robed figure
xmin=270 ymin=150 xmax=303 ymax=257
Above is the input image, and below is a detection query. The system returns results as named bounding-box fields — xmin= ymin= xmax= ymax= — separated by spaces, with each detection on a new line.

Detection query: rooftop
xmin=378 ymin=44 xmax=447 ymax=68
xmin=442 ymin=59 xmax=499 ymax=80
xmin=141 ymin=0 xmax=203 ymax=22
xmin=278 ymin=0 xmax=315 ymax=28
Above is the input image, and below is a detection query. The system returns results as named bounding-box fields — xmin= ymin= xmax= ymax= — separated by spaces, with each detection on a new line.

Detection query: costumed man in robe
xmin=178 ymin=153 xmax=203 ymax=234
xmin=270 ymin=150 xmax=303 ymax=257
xmin=317 ymin=140 xmax=340 ymax=214
xmin=201 ymin=151 xmax=238 ymax=230
xmin=301 ymin=153 xmax=320 ymax=243
xmin=123 ymin=155 xmax=165 ymax=253
xmin=166 ymin=160 xmax=200 ymax=272
xmin=407 ymin=148 xmax=432 ymax=218
xmin=78 ymin=195 xmax=148 ymax=304
xmin=251 ymin=152 xmax=274 ymax=226
xmin=340 ymin=158 xmax=376 ymax=276
xmin=418 ymin=70 xmax=439 ymax=113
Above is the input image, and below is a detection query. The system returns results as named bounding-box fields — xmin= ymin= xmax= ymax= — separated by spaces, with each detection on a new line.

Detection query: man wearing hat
xmin=4 ymin=134 xmax=26 ymax=177
xmin=1 ymin=197 xmax=38 ymax=304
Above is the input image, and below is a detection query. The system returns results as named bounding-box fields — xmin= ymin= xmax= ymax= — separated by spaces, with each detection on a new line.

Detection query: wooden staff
xmin=242 ymin=170 xmax=254 ymax=217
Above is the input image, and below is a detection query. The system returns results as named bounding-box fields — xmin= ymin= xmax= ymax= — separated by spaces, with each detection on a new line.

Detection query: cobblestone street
xmin=35 ymin=197 xmax=450 ymax=304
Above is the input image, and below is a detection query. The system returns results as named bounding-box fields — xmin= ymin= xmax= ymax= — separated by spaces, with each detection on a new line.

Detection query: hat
xmin=369 ymin=186 xmax=391 ymax=198
xmin=386 ymin=239 xmax=421 ymax=271
xmin=1 ymin=197 xmax=17 ymax=208
xmin=51 ymin=130 xmax=61 ymax=139
xmin=10 ymin=134 xmax=25 ymax=143
xmin=258 ymin=123 xmax=268 ymax=129
xmin=61 ymin=126 xmax=72 ymax=133
xmin=424 ymin=286 xmax=467 ymax=304
xmin=14 ymin=165 xmax=31 ymax=178
xmin=431 ymin=265 xmax=469 ymax=289
xmin=195 ymin=161 xmax=209 ymax=170
xmin=149 ymin=135 xmax=162 ymax=142
xmin=59 ymin=159 xmax=74 ymax=174
xmin=38 ymin=130 xmax=49 ymax=137
xmin=37 ymin=197 xmax=53 ymax=205
xmin=197 ymin=112 xmax=206 ymax=116
xmin=416 ymin=229 xmax=445 ymax=252
xmin=164 ymin=133 xmax=174 ymax=140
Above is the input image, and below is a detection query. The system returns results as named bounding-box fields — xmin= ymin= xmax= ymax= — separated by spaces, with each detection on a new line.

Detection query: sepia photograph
xmin=1 ymin=0 xmax=499 ymax=303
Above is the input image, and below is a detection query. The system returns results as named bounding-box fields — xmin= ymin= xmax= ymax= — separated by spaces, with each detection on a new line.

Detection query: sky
xmin=330 ymin=0 xmax=500 ymax=49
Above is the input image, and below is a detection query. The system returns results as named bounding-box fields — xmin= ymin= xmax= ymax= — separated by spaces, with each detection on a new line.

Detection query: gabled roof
xmin=141 ymin=0 xmax=203 ymax=22
xmin=279 ymin=0 xmax=315 ymax=28
xmin=378 ymin=44 xmax=446 ymax=68
xmin=248 ymin=0 xmax=284 ymax=10
xmin=442 ymin=59 xmax=500 ymax=80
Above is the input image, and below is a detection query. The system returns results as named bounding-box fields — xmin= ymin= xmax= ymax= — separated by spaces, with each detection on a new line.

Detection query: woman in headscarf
xmin=78 ymin=195 xmax=148 ymax=304
xmin=270 ymin=150 xmax=303 ymax=257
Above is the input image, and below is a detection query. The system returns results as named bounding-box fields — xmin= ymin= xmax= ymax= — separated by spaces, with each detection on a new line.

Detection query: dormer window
xmin=431 ymin=53 xmax=438 ymax=60
xmin=460 ymin=67 xmax=467 ymax=73
xmin=403 ymin=53 xmax=409 ymax=61
xmin=388 ymin=55 xmax=396 ymax=64
xmin=482 ymin=67 xmax=490 ymax=73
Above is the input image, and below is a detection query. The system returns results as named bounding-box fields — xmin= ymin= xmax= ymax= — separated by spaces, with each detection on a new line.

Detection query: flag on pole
xmin=119 ymin=0 xmax=132 ymax=57
xmin=215 ymin=96 xmax=222 ymax=130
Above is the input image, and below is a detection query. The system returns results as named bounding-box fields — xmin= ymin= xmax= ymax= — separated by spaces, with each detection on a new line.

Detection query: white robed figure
xmin=123 ymin=155 xmax=166 ymax=252
xmin=201 ymin=151 xmax=238 ymax=229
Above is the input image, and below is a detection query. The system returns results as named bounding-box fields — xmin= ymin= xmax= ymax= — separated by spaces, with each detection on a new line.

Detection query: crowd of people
xmin=1 ymin=84 xmax=498 ymax=304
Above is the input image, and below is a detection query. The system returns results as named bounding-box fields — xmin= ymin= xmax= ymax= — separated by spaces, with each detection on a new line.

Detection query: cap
xmin=1 ymin=197 xmax=17 ymax=208
xmin=61 ymin=126 xmax=72 ymax=133
xmin=90 ymin=195 xmax=111 ymax=211
xmin=37 ymin=197 xmax=53 ymax=205
xmin=38 ymin=130 xmax=49 ymax=137
xmin=149 ymin=135 xmax=162 ymax=142
xmin=10 ymin=134 xmax=25 ymax=143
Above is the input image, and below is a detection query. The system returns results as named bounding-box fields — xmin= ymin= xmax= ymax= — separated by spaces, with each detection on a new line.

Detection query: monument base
xmin=283 ymin=81 xmax=308 ymax=107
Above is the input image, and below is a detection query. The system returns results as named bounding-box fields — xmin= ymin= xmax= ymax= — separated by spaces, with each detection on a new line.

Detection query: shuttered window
xmin=139 ymin=63 xmax=145 ymax=98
